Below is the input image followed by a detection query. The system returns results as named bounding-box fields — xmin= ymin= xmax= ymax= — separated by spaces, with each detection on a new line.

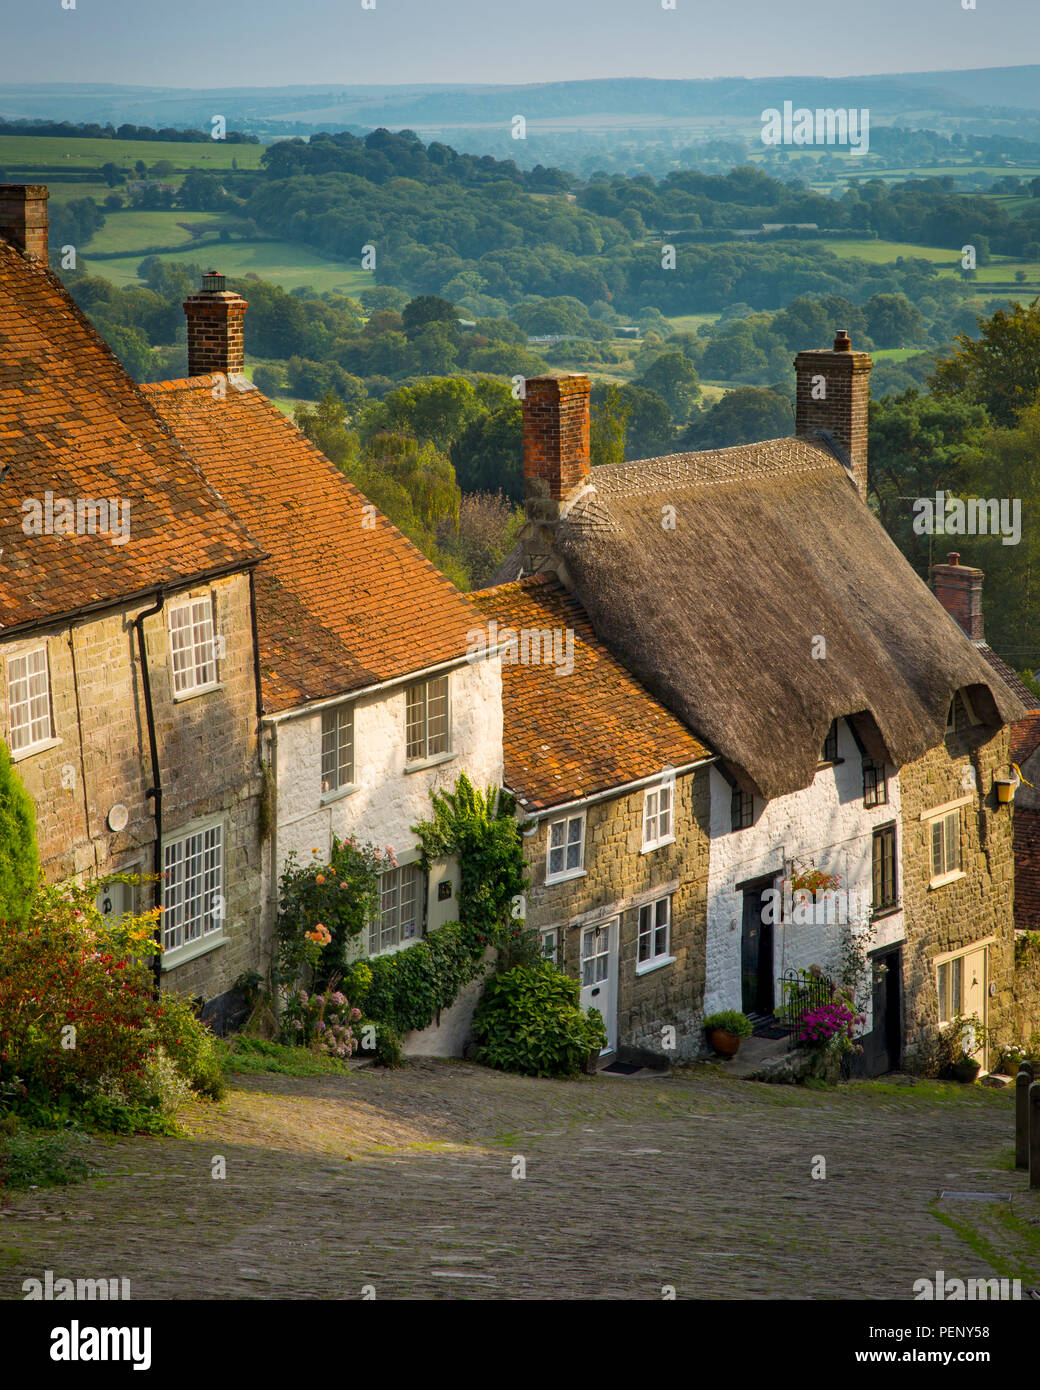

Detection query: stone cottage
xmin=142 ymin=274 xmax=504 ymax=1004
xmin=496 ymin=344 xmax=1026 ymax=1074
xmin=469 ymin=575 xmax=713 ymax=1061
xmin=0 ymin=186 xmax=267 ymax=1022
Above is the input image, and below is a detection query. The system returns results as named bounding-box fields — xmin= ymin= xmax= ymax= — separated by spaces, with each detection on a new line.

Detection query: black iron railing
xmin=778 ymin=969 xmax=833 ymax=1048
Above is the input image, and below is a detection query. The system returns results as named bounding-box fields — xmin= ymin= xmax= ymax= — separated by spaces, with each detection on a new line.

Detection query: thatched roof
xmin=516 ymin=436 xmax=1026 ymax=801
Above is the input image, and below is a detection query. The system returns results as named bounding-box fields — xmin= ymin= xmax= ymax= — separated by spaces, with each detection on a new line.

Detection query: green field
xmin=0 ymin=134 xmax=265 ymax=171
xmin=92 ymin=237 xmax=374 ymax=296
xmin=87 ymin=209 xmax=228 ymax=255
xmin=666 ymin=312 xmax=719 ymax=333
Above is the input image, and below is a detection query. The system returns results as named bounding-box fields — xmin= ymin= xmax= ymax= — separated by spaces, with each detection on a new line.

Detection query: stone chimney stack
xmin=183 ymin=270 xmax=248 ymax=378
xmin=0 ymin=184 xmax=49 ymax=263
xmin=932 ymin=551 xmax=985 ymax=641
xmin=520 ymin=373 xmax=591 ymax=577
xmin=795 ymin=330 xmax=873 ymax=500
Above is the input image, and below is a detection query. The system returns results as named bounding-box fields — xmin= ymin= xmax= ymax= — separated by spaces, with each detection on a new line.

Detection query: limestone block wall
xmin=898 ymin=725 xmax=1016 ymax=1059
xmin=1 ymin=571 xmax=267 ymax=1007
xmin=521 ymin=768 xmax=711 ymax=1060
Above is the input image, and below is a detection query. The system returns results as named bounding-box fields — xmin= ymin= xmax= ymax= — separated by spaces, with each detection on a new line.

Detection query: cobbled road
xmin=2 ymin=1061 xmax=1038 ymax=1300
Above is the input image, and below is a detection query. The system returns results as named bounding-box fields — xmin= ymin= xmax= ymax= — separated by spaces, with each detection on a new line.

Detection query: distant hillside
xmin=2 ymin=68 xmax=1039 ymax=138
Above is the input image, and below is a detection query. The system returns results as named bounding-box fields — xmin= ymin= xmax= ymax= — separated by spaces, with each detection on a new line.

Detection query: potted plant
xmin=704 ymin=1010 xmax=753 ymax=1057
xmin=950 ymin=1051 xmax=982 ymax=1084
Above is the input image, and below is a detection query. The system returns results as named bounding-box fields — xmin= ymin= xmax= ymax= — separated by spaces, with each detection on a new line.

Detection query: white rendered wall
xmin=704 ymin=718 xmax=905 ymax=1030
xmin=272 ymin=654 xmax=504 ymax=875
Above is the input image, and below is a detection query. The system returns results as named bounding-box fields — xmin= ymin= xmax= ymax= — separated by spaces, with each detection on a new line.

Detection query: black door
xmin=857 ymin=948 xmax=903 ymax=1076
xmin=741 ymin=883 xmax=774 ymax=1015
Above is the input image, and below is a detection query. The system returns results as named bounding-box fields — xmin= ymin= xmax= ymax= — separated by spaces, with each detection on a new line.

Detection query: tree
xmin=451 ymin=401 xmax=523 ymax=499
xmin=590 ymin=384 xmax=631 ymax=467
xmin=402 ymin=294 xmax=459 ymax=339
xmin=435 ymin=491 xmax=525 ymax=589
xmin=862 ymin=293 xmax=925 ymax=348
xmin=681 ymin=387 xmax=793 ymax=451
xmin=867 ymin=388 xmax=988 ymax=579
xmin=0 ymin=739 xmax=39 ymax=920
xmin=929 ymin=298 xmax=1040 ymax=426
xmin=100 ymin=161 xmax=125 ymax=187
xmin=636 ymin=350 xmax=701 ymax=422
xmin=365 ymin=377 xmax=480 ymax=452
xmin=953 ymin=400 xmax=1040 ymax=661
xmin=293 ymin=391 xmax=360 ymax=470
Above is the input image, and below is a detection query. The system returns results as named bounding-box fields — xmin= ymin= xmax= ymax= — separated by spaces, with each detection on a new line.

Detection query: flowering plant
xmin=276 ymin=836 xmax=397 ymax=989
xmin=796 ymin=999 xmax=863 ymax=1052
xmin=280 ymin=985 xmax=362 ymax=1059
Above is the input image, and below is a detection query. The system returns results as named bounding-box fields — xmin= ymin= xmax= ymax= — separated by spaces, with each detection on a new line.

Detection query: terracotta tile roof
xmin=1015 ymin=805 xmax=1040 ymax=930
xmin=0 ymin=244 xmax=263 ymax=631
xmin=142 ymin=375 xmax=478 ymax=711
xmin=469 ymin=576 xmax=711 ymax=811
xmin=1011 ymin=710 xmax=1040 ymax=766
xmin=976 ymin=643 xmax=1040 ymax=714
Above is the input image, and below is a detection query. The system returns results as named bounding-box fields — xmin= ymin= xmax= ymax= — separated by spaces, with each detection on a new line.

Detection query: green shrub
xmin=369 ymin=1022 xmax=404 ymax=1069
xmin=0 ymin=1127 xmax=90 ymax=1189
xmin=363 ymin=920 xmax=487 ymax=1035
xmin=0 ymin=738 xmax=39 ymax=921
xmin=703 ymin=1010 xmax=753 ymax=1038
xmin=151 ymin=993 xmax=227 ymax=1100
xmin=471 ymin=961 xmax=607 ymax=1078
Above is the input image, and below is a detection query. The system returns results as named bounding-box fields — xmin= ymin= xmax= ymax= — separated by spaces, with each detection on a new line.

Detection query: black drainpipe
xmin=134 ymin=589 xmax=166 ymax=997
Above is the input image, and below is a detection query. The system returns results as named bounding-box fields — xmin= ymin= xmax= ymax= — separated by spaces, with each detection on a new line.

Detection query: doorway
xmin=580 ymin=918 xmax=619 ymax=1054
xmin=741 ymin=880 xmax=775 ymax=1015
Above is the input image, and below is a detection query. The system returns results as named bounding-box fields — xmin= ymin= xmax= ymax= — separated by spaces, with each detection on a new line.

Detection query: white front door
xmin=580 ymin=918 xmax=618 ymax=1054
xmin=962 ymin=946 xmax=989 ymax=1071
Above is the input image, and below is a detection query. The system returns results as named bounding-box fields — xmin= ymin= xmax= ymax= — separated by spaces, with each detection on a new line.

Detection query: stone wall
xmin=1 ymin=572 xmax=267 ymax=1008
xmin=898 ymin=723 xmax=1016 ymax=1061
xmin=522 ymin=769 xmax=711 ymax=1061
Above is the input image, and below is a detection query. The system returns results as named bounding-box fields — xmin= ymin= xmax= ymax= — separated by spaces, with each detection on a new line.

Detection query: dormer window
xmin=946 ymin=690 xmax=980 ymax=734
xmin=820 ymin=720 xmax=839 ymax=764
xmin=731 ymin=789 xmax=754 ymax=832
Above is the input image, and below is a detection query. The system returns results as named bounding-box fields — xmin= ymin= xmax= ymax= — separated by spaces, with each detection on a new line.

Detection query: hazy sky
xmin=0 ymin=0 xmax=1037 ymax=87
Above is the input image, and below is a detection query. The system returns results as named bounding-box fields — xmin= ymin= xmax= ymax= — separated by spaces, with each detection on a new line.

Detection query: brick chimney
xmin=932 ymin=551 xmax=984 ymax=640
xmin=795 ymin=330 xmax=873 ymax=499
xmin=0 ymin=184 xmax=49 ymax=263
xmin=183 ymin=270 xmax=247 ymax=378
xmin=520 ymin=373 xmax=591 ymax=577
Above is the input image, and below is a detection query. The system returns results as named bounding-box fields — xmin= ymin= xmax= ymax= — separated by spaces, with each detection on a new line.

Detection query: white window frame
xmin=545 ymin=812 xmax=586 ymax=883
xmin=636 ymin=895 xmax=674 ymax=974
xmin=6 ymin=645 xmax=54 ymax=755
xmin=923 ymin=799 xmax=968 ymax=888
xmin=370 ymin=860 xmax=425 ymax=956
xmin=642 ymin=778 xmax=675 ymax=852
xmin=405 ymin=674 xmax=451 ymax=765
xmin=540 ymin=928 xmax=559 ymax=964
xmin=161 ymin=817 xmax=225 ymax=961
xmin=321 ymin=703 xmax=355 ymax=797
xmin=169 ymin=594 xmax=220 ymax=699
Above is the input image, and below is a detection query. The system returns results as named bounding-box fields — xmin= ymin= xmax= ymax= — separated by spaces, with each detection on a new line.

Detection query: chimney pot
xmin=0 ymin=183 xmax=49 ymax=263
xmin=183 ymin=272 xmax=247 ymax=378
xmin=948 ymin=551 xmax=960 ymax=565
xmin=834 ymin=329 xmax=851 ymax=351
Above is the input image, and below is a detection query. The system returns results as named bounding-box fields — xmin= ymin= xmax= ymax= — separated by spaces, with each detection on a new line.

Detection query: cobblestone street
xmin=2 ymin=1062 xmax=1038 ymax=1301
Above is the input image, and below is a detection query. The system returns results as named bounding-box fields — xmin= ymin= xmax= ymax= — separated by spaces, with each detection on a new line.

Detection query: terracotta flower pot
xmin=709 ymin=1028 xmax=741 ymax=1057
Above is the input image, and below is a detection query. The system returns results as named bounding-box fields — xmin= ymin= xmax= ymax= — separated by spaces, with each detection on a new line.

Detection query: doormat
xmin=753 ymin=1022 xmax=790 ymax=1040
xmin=601 ymin=1061 xmax=644 ymax=1075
